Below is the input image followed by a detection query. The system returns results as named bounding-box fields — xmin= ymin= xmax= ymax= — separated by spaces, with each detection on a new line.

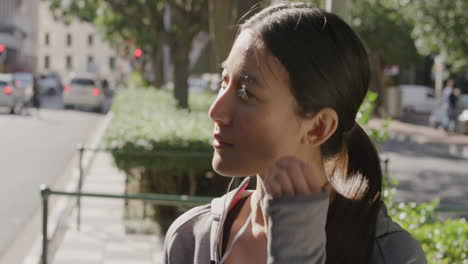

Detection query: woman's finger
xmin=278 ymin=158 xmax=311 ymax=195
xmin=275 ymin=167 xmax=295 ymax=197
xmin=264 ymin=166 xmax=283 ymax=197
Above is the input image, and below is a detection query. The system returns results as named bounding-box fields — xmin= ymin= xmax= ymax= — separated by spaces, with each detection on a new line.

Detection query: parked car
xmin=399 ymin=84 xmax=438 ymax=113
xmin=429 ymin=94 xmax=468 ymax=134
xmin=0 ymin=73 xmax=24 ymax=114
xmin=37 ymin=73 xmax=62 ymax=94
xmin=63 ymin=73 xmax=105 ymax=112
xmin=13 ymin=72 xmax=34 ymax=105
xmin=458 ymin=108 xmax=468 ymax=134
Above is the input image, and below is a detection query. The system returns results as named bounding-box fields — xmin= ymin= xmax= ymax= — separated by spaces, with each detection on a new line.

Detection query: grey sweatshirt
xmin=163 ymin=177 xmax=427 ymax=264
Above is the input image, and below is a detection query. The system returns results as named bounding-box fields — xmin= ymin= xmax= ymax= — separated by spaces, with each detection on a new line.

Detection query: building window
xmin=44 ymin=55 xmax=50 ymax=69
xmin=88 ymin=34 xmax=93 ymax=46
xmin=87 ymin=56 xmax=95 ymax=72
xmin=109 ymin=57 xmax=116 ymax=70
xmin=66 ymin=55 xmax=73 ymax=70
xmin=66 ymin=33 xmax=72 ymax=46
xmin=45 ymin=33 xmax=50 ymax=46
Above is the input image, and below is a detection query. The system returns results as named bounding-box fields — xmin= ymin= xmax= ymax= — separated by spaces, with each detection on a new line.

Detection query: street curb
xmin=22 ymin=112 xmax=114 ymax=264
xmin=385 ymin=131 xmax=468 ymax=159
xmin=366 ymin=120 xmax=468 ymax=160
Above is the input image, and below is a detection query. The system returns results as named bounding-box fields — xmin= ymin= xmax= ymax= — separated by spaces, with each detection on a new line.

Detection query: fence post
xmin=383 ymin=157 xmax=390 ymax=177
xmin=40 ymin=185 xmax=50 ymax=264
xmin=76 ymin=144 xmax=84 ymax=231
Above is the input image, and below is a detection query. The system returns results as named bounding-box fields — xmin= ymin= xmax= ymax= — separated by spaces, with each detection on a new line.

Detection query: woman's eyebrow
xmin=220 ymin=60 xmax=261 ymax=87
xmin=240 ymin=71 xmax=260 ymax=86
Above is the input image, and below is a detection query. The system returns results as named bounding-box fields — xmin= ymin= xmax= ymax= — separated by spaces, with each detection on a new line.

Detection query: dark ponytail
xmin=240 ymin=3 xmax=383 ymax=264
xmin=325 ymin=122 xmax=382 ymax=264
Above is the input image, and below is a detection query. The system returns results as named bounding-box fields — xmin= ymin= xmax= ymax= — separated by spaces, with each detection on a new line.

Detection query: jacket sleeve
xmin=372 ymin=231 xmax=428 ymax=264
xmin=266 ymin=190 xmax=329 ymax=264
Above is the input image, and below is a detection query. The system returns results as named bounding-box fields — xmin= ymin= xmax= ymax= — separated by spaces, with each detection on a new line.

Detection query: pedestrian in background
xmin=442 ymin=79 xmax=458 ymax=132
xmin=31 ymin=76 xmax=41 ymax=116
xmin=452 ymin=87 xmax=462 ymax=132
xmin=164 ymin=2 xmax=426 ymax=264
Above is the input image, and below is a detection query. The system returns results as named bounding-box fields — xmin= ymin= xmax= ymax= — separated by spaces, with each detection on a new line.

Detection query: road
xmin=380 ymin=139 xmax=468 ymax=208
xmin=0 ymin=93 xmax=105 ymax=259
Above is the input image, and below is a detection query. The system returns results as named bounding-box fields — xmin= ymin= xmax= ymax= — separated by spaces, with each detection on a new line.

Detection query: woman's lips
xmin=213 ymin=135 xmax=234 ymax=149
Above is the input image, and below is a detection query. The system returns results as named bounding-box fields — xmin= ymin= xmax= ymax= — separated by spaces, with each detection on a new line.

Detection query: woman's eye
xmin=237 ymin=84 xmax=253 ymax=101
xmin=218 ymin=73 xmax=255 ymax=102
xmin=219 ymin=77 xmax=228 ymax=90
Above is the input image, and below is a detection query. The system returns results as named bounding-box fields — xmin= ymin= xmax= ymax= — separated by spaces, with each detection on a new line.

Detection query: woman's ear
xmin=301 ymin=108 xmax=339 ymax=146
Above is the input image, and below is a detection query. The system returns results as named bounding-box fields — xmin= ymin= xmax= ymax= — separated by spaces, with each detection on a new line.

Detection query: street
xmin=0 ymin=93 xmax=105 ymax=259
xmin=381 ymin=139 xmax=468 ymax=208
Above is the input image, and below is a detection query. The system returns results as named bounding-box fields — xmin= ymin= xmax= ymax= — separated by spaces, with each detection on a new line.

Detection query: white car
xmin=63 ymin=73 xmax=105 ymax=112
xmin=13 ymin=72 xmax=34 ymax=105
xmin=0 ymin=73 xmax=23 ymax=114
xmin=399 ymin=84 xmax=438 ymax=113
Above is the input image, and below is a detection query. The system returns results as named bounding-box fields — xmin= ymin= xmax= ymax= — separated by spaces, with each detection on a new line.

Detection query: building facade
xmin=0 ymin=0 xmax=37 ymax=73
xmin=37 ymin=1 xmax=131 ymax=84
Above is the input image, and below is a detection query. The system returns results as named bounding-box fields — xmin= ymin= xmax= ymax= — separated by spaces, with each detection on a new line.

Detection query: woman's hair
xmin=240 ymin=2 xmax=382 ymax=264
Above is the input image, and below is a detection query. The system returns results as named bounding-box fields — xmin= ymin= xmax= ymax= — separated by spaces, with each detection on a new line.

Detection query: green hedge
xmin=383 ymin=180 xmax=468 ymax=264
xmin=105 ymin=88 xmax=215 ymax=174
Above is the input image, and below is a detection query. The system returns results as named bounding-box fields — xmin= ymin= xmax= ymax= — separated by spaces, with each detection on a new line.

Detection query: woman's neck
xmin=248 ymin=175 xmax=269 ymax=238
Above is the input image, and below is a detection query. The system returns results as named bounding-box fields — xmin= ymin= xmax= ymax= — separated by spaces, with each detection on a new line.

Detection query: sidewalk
xmin=368 ymin=118 xmax=468 ymax=159
xmin=50 ymin=152 xmax=164 ymax=264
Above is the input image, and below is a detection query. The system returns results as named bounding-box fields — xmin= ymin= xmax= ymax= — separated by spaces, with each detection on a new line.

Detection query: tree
xmin=398 ymin=0 xmax=468 ymax=72
xmin=348 ymin=0 xmax=421 ymax=114
xmin=208 ymin=0 xmax=267 ymax=66
xmin=289 ymin=0 xmax=421 ymax=115
xmin=47 ymin=0 xmax=166 ymax=86
xmin=166 ymin=1 xmax=208 ymax=108
xmin=46 ymin=0 xmax=208 ymax=109
xmin=395 ymin=0 xmax=468 ymax=97
xmin=90 ymin=3 xmax=165 ymax=88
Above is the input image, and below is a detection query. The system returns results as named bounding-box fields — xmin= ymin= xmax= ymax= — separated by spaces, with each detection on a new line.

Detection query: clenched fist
xmin=264 ymin=156 xmax=327 ymax=197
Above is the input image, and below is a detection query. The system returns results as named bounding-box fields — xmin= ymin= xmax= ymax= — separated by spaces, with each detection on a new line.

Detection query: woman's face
xmin=209 ymin=30 xmax=306 ymax=177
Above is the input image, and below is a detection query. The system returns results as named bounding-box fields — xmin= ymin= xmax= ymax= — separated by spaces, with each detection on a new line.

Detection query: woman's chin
xmin=212 ymin=156 xmax=250 ymax=178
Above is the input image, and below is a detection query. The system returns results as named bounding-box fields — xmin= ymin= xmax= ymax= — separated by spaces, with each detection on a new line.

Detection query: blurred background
xmin=0 ymin=0 xmax=467 ymax=263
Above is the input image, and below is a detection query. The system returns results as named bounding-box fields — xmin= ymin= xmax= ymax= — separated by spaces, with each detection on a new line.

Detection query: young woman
xmin=164 ymin=3 xmax=427 ymax=264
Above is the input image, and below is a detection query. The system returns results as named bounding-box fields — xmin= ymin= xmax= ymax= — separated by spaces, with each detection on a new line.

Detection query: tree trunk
xmin=208 ymin=0 xmax=234 ymax=64
xmin=188 ymin=171 xmax=197 ymax=195
xmin=368 ymin=52 xmax=385 ymax=116
xmin=151 ymin=45 xmax=164 ymax=88
xmin=434 ymin=55 xmax=445 ymax=99
xmin=172 ymin=46 xmax=190 ymax=109
xmin=208 ymin=0 xmax=265 ymax=65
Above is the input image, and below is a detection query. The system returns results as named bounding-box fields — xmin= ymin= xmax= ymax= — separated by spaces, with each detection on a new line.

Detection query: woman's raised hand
xmin=264 ymin=156 xmax=325 ymax=197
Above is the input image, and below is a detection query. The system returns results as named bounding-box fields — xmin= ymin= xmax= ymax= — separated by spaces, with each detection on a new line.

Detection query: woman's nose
xmin=209 ymin=87 xmax=233 ymax=126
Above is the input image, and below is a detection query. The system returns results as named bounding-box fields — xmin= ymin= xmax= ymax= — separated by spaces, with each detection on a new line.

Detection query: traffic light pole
xmin=0 ymin=44 xmax=7 ymax=63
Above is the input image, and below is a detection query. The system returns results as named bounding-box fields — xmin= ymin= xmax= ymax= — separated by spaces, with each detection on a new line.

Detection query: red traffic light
xmin=0 ymin=44 xmax=5 ymax=53
xmin=133 ymin=48 xmax=143 ymax=58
